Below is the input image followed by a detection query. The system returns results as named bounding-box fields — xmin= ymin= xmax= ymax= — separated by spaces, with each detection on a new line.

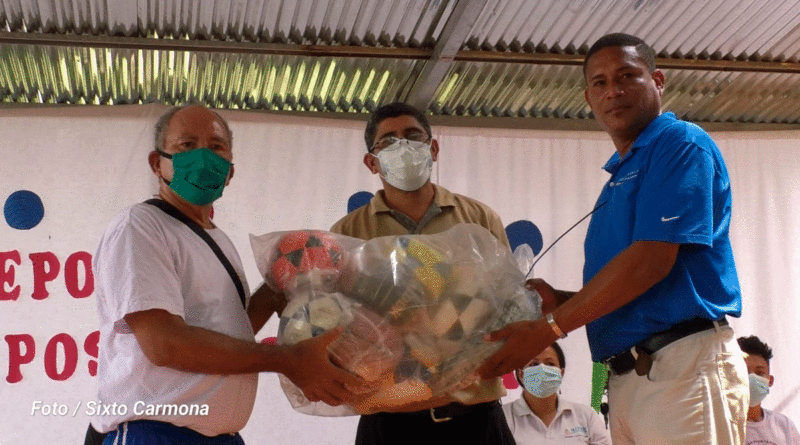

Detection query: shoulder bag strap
xmin=144 ymin=198 xmax=246 ymax=310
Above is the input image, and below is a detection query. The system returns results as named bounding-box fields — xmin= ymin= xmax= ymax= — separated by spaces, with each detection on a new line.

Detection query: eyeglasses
xmin=371 ymin=131 xmax=430 ymax=152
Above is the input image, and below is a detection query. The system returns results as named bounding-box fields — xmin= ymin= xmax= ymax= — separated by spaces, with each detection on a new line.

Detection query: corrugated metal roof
xmin=2 ymin=0 xmax=800 ymax=127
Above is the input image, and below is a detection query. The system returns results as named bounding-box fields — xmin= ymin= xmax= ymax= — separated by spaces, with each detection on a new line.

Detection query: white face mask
xmin=749 ymin=373 xmax=770 ymax=407
xmin=373 ymin=138 xmax=433 ymax=191
xmin=521 ymin=364 xmax=563 ymax=398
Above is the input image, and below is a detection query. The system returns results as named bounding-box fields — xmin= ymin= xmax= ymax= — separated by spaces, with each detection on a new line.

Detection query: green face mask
xmin=158 ymin=147 xmax=231 ymax=206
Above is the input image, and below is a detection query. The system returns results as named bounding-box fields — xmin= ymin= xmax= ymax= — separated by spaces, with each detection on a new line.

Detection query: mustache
xmin=605 ymin=103 xmax=629 ymax=112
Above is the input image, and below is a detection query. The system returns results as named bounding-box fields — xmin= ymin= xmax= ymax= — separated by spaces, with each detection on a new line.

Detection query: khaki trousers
xmin=608 ymin=324 xmax=748 ymax=445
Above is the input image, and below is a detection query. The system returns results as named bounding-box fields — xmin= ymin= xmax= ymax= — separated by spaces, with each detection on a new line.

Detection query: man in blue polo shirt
xmin=478 ymin=33 xmax=749 ymax=444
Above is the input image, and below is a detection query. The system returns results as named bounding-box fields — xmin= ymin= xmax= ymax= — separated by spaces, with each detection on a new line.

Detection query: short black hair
xmin=583 ymin=32 xmax=657 ymax=76
xmin=364 ymin=102 xmax=432 ymax=153
xmin=551 ymin=341 xmax=566 ymax=369
xmin=154 ymin=104 xmax=233 ymax=152
xmin=738 ymin=335 xmax=773 ymax=365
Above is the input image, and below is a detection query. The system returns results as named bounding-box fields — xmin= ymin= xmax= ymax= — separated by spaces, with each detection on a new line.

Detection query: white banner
xmin=1 ymin=105 xmax=797 ymax=443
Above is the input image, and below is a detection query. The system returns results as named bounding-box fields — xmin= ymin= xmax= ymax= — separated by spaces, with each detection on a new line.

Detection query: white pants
xmin=607 ymin=324 xmax=749 ymax=445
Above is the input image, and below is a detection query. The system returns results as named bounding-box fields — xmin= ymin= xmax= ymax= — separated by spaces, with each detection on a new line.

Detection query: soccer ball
xmin=270 ymin=230 xmax=343 ymax=291
xmin=279 ymin=293 xmax=348 ymax=346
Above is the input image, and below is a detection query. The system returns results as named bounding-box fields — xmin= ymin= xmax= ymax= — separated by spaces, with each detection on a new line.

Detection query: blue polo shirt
xmin=583 ymin=112 xmax=741 ymax=362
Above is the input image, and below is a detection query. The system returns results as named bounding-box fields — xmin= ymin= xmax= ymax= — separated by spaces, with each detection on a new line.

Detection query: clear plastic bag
xmin=249 ymin=223 xmax=542 ymax=416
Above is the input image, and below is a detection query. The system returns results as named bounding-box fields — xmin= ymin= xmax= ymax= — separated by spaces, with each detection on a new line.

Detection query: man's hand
xmin=526 ymin=278 xmax=574 ymax=314
xmin=248 ymin=283 xmax=288 ymax=334
xmin=284 ymin=328 xmax=367 ymax=407
xmin=527 ymin=278 xmax=557 ymax=314
xmin=476 ymin=319 xmax=558 ymax=379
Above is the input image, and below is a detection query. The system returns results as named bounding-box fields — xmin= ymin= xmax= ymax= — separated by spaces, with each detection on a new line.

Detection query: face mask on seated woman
xmin=521 ymin=364 xmax=563 ymax=398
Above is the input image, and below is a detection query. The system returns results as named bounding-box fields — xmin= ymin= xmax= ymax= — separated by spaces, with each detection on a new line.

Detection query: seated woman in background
xmin=502 ymin=342 xmax=611 ymax=444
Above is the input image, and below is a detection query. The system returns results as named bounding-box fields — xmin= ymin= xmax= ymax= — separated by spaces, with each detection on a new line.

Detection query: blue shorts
xmin=102 ymin=420 xmax=244 ymax=445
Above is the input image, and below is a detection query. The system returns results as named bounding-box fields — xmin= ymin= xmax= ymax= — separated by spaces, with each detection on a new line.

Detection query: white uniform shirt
xmin=91 ymin=203 xmax=257 ymax=436
xmin=502 ymin=396 xmax=612 ymax=445
xmin=746 ymin=408 xmax=800 ymax=445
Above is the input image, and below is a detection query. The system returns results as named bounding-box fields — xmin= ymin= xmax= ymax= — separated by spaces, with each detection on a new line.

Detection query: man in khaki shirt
xmin=330 ymin=102 xmax=516 ymax=445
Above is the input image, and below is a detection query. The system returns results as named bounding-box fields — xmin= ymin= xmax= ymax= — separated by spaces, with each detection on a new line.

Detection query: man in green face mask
xmin=151 ymin=104 xmax=236 ymax=216
xmin=87 ymin=105 xmax=364 ymax=445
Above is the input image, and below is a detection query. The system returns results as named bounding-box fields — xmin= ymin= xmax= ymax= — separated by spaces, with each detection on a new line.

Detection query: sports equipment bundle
xmin=250 ymin=223 xmax=542 ymax=415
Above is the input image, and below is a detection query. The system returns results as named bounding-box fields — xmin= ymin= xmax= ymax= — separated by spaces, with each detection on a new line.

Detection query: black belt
xmin=395 ymin=401 xmax=499 ymax=423
xmin=604 ymin=317 xmax=728 ymax=376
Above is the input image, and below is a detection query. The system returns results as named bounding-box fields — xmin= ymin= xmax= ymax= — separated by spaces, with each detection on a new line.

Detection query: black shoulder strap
xmin=144 ymin=198 xmax=246 ymax=310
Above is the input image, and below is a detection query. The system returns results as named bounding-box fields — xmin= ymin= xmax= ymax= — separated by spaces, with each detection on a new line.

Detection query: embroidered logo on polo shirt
xmin=564 ymin=426 xmax=589 ymax=437
xmin=609 ymin=170 xmax=638 ymax=188
xmin=617 ymin=171 xmax=639 ymax=183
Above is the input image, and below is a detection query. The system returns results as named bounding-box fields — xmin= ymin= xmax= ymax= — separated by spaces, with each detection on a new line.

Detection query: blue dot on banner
xmin=348 ymin=191 xmax=374 ymax=213
xmin=4 ymin=190 xmax=45 ymax=230
xmin=505 ymin=220 xmax=543 ymax=256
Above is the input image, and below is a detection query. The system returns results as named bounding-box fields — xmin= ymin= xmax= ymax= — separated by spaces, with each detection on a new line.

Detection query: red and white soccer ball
xmin=270 ymin=230 xmax=343 ymax=291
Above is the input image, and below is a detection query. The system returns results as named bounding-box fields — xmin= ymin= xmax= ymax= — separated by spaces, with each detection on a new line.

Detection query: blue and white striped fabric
xmin=103 ymin=421 xmax=244 ymax=445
